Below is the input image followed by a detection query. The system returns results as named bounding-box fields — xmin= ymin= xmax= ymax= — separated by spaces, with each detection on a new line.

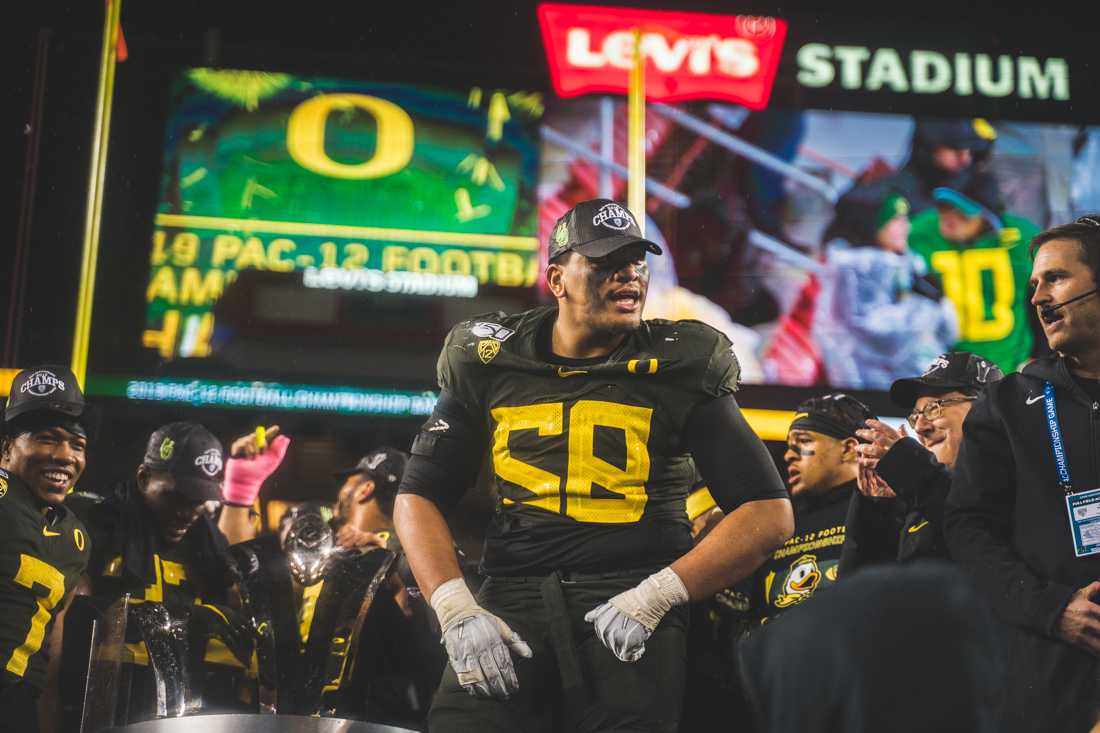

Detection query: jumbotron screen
xmin=119 ymin=69 xmax=542 ymax=415
xmin=108 ymin=66 xmax=1100 ymax=415
xmin=539 ymin=102 xmax=1099 ymax=389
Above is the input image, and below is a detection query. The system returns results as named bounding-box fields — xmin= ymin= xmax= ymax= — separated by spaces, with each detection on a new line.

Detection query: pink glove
xmin=222 ymin=435 xmax=290 ymax=506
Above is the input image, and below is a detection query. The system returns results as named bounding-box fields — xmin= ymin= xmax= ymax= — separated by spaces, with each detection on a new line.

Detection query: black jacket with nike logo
xmin=838 ymin=437 xmax=952 ymax=575
xmin=945 ymin=354 xmax=1100 ymax=733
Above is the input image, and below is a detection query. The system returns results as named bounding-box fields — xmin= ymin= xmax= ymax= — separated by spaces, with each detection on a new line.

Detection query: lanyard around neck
xmin=1042 ymin=382 xmax=1074 ymax=494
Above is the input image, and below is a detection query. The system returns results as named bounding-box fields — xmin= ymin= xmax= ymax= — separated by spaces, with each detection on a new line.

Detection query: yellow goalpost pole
xmin=626 ymin=27 xmax=645 ymax=235
xmin=70 ymin=0 xmax=123 ymax=388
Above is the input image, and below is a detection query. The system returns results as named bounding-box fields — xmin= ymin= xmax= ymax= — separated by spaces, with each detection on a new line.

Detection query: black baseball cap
xmin=3 ymin=365 xmax=87 ymax=425
xmin=890 ymin=352 xmax=1003 ymax=410
xmin=333 ymin=447 xmax=408 ymax=493
xmin=548 ymin=199 xmax=663 ymax=261
xmin=915 ymin=117 xmax=997 ymax=154
xmin=141 ymin=422 xmax=225 ymax=502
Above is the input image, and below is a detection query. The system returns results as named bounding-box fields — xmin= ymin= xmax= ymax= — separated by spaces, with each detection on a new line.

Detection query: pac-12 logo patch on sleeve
xmin=478 ymin=339 xmax=502 ymax=364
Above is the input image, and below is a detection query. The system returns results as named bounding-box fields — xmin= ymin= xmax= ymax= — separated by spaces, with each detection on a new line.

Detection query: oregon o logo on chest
xmin=73 ymin=528 xmax=86 ymax=552
xmin=21 ymin=370 xmax=66 ymax=397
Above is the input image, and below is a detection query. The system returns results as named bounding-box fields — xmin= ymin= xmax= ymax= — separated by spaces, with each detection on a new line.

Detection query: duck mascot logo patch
xmin=774 ymin=553 xmax=823 ymax=608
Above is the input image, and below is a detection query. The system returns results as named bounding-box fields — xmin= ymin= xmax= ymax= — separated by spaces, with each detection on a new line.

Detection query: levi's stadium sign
xmin=537 ymin=3 xmax=787 ymax=109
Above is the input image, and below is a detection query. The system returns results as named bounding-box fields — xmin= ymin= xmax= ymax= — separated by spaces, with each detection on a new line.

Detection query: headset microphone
xmin=1040 ymin=288 xmax=1099 ymax=323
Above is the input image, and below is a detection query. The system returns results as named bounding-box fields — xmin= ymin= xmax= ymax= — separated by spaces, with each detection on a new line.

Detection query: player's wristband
xmin=222 ymin=435 xmax=290 ymax=506
xmin=611 ymin=567 xmax=690 ymax=631
xmin=430 ymin=577 xmax=481 ymax=632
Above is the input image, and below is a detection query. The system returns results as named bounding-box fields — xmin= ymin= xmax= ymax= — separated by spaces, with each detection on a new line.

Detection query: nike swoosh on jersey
xmin=428 ymin=419 xmax=450 ymax=432
xmin=42 ymin=526 xmax=62 ymax=537
xmin=907 ymin=520 xmax=930 ymax=534
xmin=557 ymin=367 xmax=588 ymax=377
xmin=1025 ymin=394 xmax=1044 ymax=405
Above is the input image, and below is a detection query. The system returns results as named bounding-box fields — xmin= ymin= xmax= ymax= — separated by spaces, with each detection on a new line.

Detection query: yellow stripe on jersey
xmin=686 ymin=486 xmax=718 ymax=521
xmin=626 ymin=358 xmax=658 ymax=374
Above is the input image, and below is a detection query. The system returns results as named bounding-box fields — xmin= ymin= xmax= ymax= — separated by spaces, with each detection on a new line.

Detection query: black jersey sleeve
xmin=397 ymin=389 xmax=487 ymax=513
xmin=682 ymin=394 xmax=788 ymax=513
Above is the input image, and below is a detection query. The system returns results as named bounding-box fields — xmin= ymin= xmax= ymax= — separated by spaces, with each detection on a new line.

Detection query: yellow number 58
xmin=491 ymin=400 xmax=653 ymax=524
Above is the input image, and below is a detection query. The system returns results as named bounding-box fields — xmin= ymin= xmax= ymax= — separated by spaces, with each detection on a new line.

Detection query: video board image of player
xmin=538 ymin=100 xmax=1100 ymax=388
xmin=146 ymin=69 xmax=542 ymax=360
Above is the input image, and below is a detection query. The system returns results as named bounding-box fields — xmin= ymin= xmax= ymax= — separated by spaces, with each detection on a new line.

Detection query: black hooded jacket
xmin=945 ymin=354 xmax=1100 ymax=733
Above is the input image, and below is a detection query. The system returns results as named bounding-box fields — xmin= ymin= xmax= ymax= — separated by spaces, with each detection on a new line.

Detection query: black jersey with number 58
xmin=439 ymin=305 xmax=740 ymax=576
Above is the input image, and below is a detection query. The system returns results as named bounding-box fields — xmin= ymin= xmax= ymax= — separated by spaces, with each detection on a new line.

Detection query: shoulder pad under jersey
xmin=640 ymin=318 xmax=741 ymax=397
xmin=437 ymin=307 xmax=554 ymax=387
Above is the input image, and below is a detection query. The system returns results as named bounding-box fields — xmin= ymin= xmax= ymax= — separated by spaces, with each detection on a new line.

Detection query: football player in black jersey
xmin=66 ymin=422 xmax=250 ymax=721
xmin=745 ymin=394 xmax=873 ymax=623
xmin=0 ymin=366 xmax=93 ymax=732
xmin=395 ymin=199 xmax=793 ymax=731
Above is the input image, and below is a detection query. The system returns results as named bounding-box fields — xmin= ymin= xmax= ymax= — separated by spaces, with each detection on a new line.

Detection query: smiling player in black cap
xmin=394 ymin=198 xmax=792 ymax=731
xmin=0 ymin=366 xmax=93 ymax=730
xmin=68 ymin=421 xmax=232 ymax=615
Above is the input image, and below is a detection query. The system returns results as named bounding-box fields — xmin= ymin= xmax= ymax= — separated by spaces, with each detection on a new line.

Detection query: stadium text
xmin=797 ymin=44 xmax=1070 ymax=101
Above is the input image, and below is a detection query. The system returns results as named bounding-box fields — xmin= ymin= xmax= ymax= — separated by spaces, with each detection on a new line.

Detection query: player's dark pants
xmin=0 ymin=680 xmax=40 ymax=733
xmin=430 ymin=570 xmax=688 ymax=732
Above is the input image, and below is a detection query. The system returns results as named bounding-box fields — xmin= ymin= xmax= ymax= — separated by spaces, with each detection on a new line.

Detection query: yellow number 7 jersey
xmin=0 ymin=468 xmax=90 ymax=691
xmin=438 ymin=305 xmax=740 ymax=576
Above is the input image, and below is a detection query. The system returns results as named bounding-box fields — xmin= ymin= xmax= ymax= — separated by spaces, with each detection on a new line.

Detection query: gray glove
xmin=441 ymin=612 xmax=532 ymax=699
xmin=584 ymin=602 xmax=651 ymax=662
xmin=431 ymin=577 xmax=533 ymax=700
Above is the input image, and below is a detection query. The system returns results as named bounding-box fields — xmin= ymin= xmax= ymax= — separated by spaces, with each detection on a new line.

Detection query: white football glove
xmin=584 ymin=567 xmax=689 ymax=663
xmin=431 ymin=577 xmax=533 ymax=699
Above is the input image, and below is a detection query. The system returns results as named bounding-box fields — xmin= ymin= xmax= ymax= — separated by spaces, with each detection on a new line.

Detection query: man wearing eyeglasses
xmin=945 ymin=215 xmax=1100 ymax=733
xmin=839 ymin=352 xmax=1001 ymax=573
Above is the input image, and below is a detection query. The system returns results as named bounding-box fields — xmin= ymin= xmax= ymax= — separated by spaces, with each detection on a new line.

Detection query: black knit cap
xmin=823 ymin=180 xmax=911 ymax=246
xmin=790 ymin=393 xmax=876 ymax=442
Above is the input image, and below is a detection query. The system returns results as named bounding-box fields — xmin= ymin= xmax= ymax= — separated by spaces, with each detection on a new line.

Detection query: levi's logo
xmin=537 ymin=3 xmax=788 ymax=109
